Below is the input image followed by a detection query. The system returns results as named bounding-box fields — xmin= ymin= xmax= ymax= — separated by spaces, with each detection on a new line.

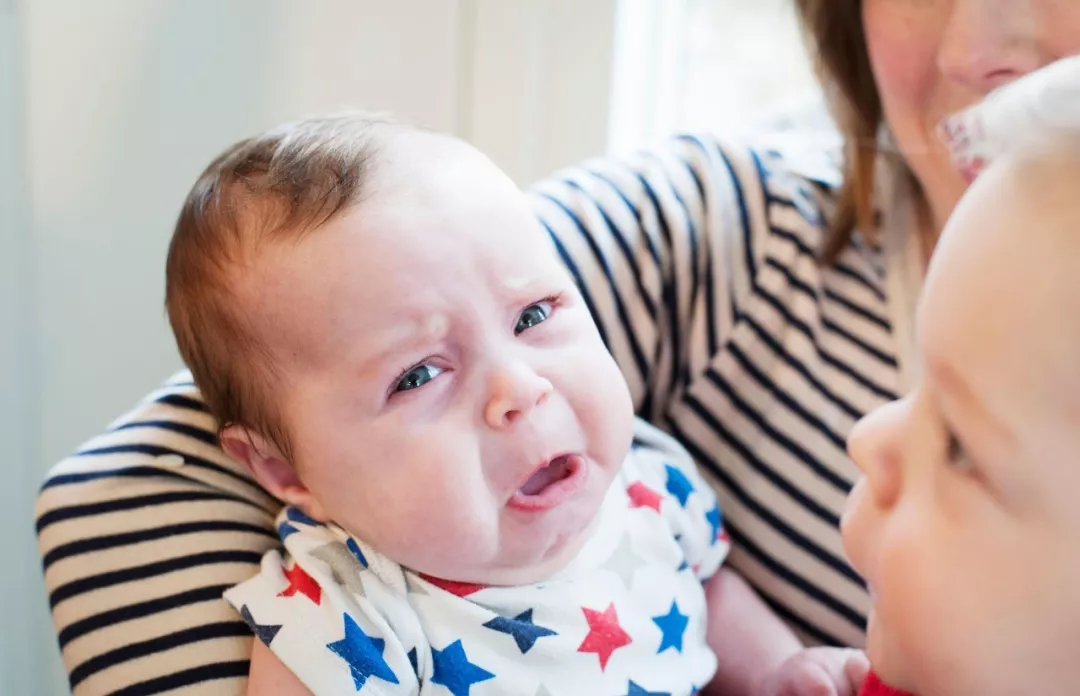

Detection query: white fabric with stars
xmin=224 ymin=419 xmax=730 ymax=696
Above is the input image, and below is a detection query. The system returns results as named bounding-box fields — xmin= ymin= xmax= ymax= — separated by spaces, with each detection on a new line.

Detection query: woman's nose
xmin=483 ymin=361 xmax=554 ymax=429
xmin=847 ymin=399 xmax=906 ymax=510
xmin=937 ymin=0 xmax=1049 ymax=93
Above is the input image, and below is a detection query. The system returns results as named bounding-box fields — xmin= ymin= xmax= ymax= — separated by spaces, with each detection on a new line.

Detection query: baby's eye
xmin=514 ymin=301 xmax=553 ymax=335
xmin=394 ymin=364 xmax=443 ymax=393
xmin=946 ymin=430 xmax=975 ymax=474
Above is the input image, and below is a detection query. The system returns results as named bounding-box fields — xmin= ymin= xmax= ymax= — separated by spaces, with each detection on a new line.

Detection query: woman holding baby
xmin=36 ymin=1 xmax=1080 ymax=695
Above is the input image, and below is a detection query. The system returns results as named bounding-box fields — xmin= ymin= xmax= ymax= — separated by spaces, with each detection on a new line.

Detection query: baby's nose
xmin=484 ymin=364 xmax=553 ymax=429
xmin=847 ymin=401 xmax=905 ymax=509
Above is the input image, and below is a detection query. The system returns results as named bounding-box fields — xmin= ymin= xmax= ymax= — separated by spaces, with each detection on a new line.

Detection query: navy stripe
xmin=147 ymin=392 xmax=209 ymax=414
xmin=752 ymin=285 xmax=898 ymax=400
xmin=832 ymin=261 xmax=886 ymax=300
xmin=727 ymin=342 xmax=847 ymax=451
xmin=682 ymin=393 xmax=841 ymax=526
xmin=823 ymin=287 xmax=891 ymax=331
xmin=111 ymin=419 xmax=218 ymax=446
xmin=58 ymin=584 xmax=233 ymax=649
xmin=765 ymin=256 xmax=895 ymax=367
xmin=541 ymin=193 xmax=651 ymax=388
xmin=668 ymin=172 xmax=701 ymax=389
xmin=765 ymin=255 xmax=820 ymax=301
xmin=674 ymin=136 xmax=728 ymax=354
xmin=726 ymin=522 xmax=866 ymax=629
xmin=109 ymin=661 xmax=249 ymax=696
xmin=770 ymin=224 xmax=818 ymax=261
xmin=763 ymin=594 xmax=845 ymax=647
xmin=714 ymin=146 xmax=756 ymax=282
xmin=702 ymin=367 xmax=853 ymax=492
xmin=738 ymin=312 xmax=863 ymax=420
xmin=70 ymin=623 xmax=251 ymax=688
xmin=43 ymin=465 xmax=207 ymax=491
xmin=50 ymin=550 xmax=264 ymax=608
xmin=585 ymin=170 xmax=663 ymax=267
xmin=545 ymin=222 xmax=609 ymax=349
xmin=635 ymin=170 xmax=684 ymax=401
xmin=36 ymin=490 xmax=271 ymax=533
xmin=73 ymin=444 xmax=263 ymax=495
xmin=565 ymin=179 xmax=658 ymax=321
xmin=668 ymin=417 xmax=861 ymax=584
xmin=43 ymin=520 xmax=276 ymax=570
xmin=820 ymin=315 xmax=898 ymax=368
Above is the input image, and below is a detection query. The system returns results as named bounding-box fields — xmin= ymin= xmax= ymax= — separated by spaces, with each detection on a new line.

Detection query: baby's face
xmin=842 ymin=149 xmax=1080 ymax=695
xmin=240 ymin=133 xmax=634 ymax=585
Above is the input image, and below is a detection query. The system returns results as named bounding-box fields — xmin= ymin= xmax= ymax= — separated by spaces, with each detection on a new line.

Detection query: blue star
xmin=665 ymin=464 xmax=694 ymax=507
xmin=407 ymin=647 xmax=419 ymax=678
xmin=626 ymin=680 xmax=671 ymax=696
xmin=431 ymin=640 xmax=494 ymax=696
xmin=483 ymin=608 xmax=557 ymax=654
xmin=705 ymin=503 xmax=723 ymax=544
xmin=286 ymin=507 xmax=318 ymax=526
xmin=239 ymin=605 xmax=282 ymax=646
xmin=277 ymin=521 xmax=299 ymax=540
xmin=326 ymin=614 xmax=399 ymax=691
xmin=652 ymin=601 xmax=689 ymax=653
xmin=346 ymin=538 xmax=369 ymax=568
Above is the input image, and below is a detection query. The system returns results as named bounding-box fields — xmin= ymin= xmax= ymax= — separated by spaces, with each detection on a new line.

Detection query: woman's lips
xmin=508 ymin=454 xmax=587 ymax=511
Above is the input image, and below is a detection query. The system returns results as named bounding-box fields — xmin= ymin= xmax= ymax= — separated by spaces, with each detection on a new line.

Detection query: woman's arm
xmin=36 ymin=377 xmax=279 ymax=695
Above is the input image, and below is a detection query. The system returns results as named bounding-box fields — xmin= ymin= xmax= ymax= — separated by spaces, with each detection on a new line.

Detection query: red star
xmin=577 ymin=602 xmax=632 ymax=670
xmin=718 ymin=529 xmax=731 ymax=544
xmin=627 ymin=482 xmax=663 ymax=513
xmin=278 ymin=563 xmax=322 ymax=605
xmin=418 ymin=573 xmax=486 ymax=597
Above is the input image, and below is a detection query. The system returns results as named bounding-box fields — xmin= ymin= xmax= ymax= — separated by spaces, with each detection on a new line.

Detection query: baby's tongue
xmin=519 ymin=456 xmax=570 ymax=496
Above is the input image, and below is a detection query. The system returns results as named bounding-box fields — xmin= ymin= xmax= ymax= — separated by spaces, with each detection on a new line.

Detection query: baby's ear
xmin=220 ymin=425 xmax=329 ymax=522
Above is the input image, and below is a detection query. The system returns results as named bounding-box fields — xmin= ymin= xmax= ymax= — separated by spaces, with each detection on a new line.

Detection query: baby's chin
xmin=424 ymin=470 xmax=613 ymax=586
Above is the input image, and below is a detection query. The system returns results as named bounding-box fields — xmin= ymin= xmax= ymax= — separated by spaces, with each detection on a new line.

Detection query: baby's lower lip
xmin=507 ymin=454 xmax=588 ymax=512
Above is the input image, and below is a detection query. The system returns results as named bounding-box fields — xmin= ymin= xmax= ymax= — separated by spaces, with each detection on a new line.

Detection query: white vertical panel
xmin=462 ymin=0 xmax=618 ymax=185
xmin=1 ymin=2 xmax=56 ymax=693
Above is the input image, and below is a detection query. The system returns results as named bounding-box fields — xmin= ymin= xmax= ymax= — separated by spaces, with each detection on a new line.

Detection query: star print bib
xmin=224 ymin=419 xmax=730 ymax=696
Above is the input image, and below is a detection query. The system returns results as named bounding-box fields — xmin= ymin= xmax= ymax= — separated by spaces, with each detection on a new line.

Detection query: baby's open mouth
xmin=509 ymin=454 xmax=587 ymax=511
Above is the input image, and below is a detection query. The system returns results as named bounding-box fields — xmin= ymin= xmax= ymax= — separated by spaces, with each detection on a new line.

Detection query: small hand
xmin=755 ymin=648 xmax=870 ymax=696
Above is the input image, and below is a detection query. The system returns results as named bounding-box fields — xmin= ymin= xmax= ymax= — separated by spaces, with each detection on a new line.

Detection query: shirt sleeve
xmin=626 ymin=419 xmax=731 ymax=582
xmin=225 ymin=509 xmax=423 ymax=696
xmin=529 ymin=135 xmax=798 ymax=424
xmin=35 ymin=374 xmax=277 ymax=696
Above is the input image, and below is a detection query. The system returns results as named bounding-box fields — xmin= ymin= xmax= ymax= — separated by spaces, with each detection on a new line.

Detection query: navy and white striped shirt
xmin=37 ymin=133 xmax=911 ymax=695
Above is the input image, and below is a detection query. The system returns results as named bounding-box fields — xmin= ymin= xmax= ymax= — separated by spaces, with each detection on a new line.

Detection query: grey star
xmin=535 ymin=685 xmax=554 ymax=696
xmin=605 ymin=533 xmax=647 ymax=589
xmin=310 ymin=542 xmax=366 ymax=597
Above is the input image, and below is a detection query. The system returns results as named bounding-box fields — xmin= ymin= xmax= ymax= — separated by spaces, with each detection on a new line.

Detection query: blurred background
xmin=0 ymin=0 xmax=820 ymax=692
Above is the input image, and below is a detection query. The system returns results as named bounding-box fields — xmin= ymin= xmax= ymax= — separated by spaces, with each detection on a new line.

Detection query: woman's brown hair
xmin=794 ymin=0 xmax=887 ymax=262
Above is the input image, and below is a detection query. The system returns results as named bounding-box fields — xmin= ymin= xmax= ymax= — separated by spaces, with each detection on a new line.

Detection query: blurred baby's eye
xmin=946 ymin=430 xmax=976 ymax=474
xmin=514 ymin=301 xmax=553 ymax=335
xmin=394 ymin=364 xmax=443 ymax=393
